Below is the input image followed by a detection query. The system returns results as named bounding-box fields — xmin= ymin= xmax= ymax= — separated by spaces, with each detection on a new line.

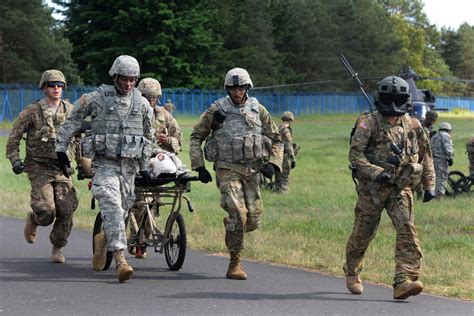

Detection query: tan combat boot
xmin=24 ymin=211 xmax=38 ymax=244
xmin=346 ymin=275 xmax=363 ymax=294
xmin=226 ymin=251 xmax=247 ymax=280
xmin=51 ymin=246 xmax=65 ymax=263
xmin=393 ymin=280 xmax=423 ymax=300
xmin=113 ymin=250 xmax=133 ymax=283
xmin=92 ymin=232 xmax=107 ymax=271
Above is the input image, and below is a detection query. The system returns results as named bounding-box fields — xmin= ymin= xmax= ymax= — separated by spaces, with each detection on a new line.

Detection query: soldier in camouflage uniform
xmin=6 ymin=70 xmax=79 ymax=263
xmin=421 ymin=110 xmax=438 ymax=138
xmin=467 ymin=137 xmax=474 ymax=176
xmin=430 ymin=122 xmax=454 ymax=198
xmin=344 ymin=76 xmax=436 ymax=300
xmin=55 ymin=55 xmax=154 ymax=283
xmin=274 ymin=111 xmax=296 ymax=193
xmin=189 ymin=68 xmax=283 ymax=280
xmin=163 ymin=99 xmax=176 ymax=116
xmin=130 ymin=77 xmax=182 ymax=258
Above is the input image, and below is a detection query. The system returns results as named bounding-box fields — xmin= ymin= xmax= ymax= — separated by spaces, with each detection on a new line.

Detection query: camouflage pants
xmin=217 ymin=168 xmax=262 ymax=253
xmin=274 ymin=156 xmax=291 ymax=193
xmin=433 ymin=157 xmax=449 ymax=195
xmin=468 ymin=151 xmax=474 ymax=176
xmin=344 ymin=184 xmax=422 ymax=287
xmin=92 ymin=157 xmax=138 ymax=252
xmin=27 ymin=164 xmax=78 ymax=248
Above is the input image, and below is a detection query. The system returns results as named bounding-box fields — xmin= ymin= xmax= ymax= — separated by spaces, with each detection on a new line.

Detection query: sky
xmin=423 ymin=0 xmax=474 ymax=29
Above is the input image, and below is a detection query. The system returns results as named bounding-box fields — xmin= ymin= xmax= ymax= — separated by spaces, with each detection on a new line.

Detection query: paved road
xmin=0 ymin=216 xmax=472 ymax=315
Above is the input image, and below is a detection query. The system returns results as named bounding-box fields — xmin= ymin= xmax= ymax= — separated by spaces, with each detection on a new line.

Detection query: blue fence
xmin=1 ymin=84 xmax=474 ymax=122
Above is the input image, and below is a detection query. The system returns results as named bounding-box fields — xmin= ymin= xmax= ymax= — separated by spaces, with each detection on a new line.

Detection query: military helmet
xmin=108 ymin=55 xmax=140 ymax=77
xmin=374 ymin=76 xmax=411 ymax=116
xmin=224 ymin=67 xmax=253 ymax=89
xmin=281 ymin=111 xmax=295 ymax=121
xmin=439 ymin=122 xmax=452 ymax=132
xmin=425 ymin=110 xmax=438 ymax=121
xmin=38 ymin=70 xmax=66 ymax=89
xmin=137 ymin=78 xmax=162 ymax=97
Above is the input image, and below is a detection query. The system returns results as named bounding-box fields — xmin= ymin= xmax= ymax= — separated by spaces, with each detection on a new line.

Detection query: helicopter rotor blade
xmin=421 ymin=77 xmax=474 ymax=84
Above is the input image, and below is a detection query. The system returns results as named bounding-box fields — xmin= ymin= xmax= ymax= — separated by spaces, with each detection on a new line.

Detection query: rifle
xmin=338 ymin=53 xmax=374 ymax=113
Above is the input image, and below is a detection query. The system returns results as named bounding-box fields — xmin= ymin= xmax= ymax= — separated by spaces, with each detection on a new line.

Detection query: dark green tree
xmin=0 ymin=0 xmax=80 ymax=84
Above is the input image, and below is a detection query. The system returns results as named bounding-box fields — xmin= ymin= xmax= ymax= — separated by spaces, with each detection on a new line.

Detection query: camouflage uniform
xmin=56 ymin=86 xmax=154 ymax=252
xmin=274 ymin=124 xmax=295 ymax=193
xmin=190 ymin=96 xmax=283 ymax=253
xmin=430 ymin=129 xmax=454 ymax=195
xmin=152 ymin=106 xmax=182 ymax=153
xmin=467 ymin=137 xmax=474 ymax=176
xmin=345 ymin=112 xmax=435 ymax=287
xmin=163 ymin=99 xmax=175 ymax=115
xmin=6 ymin=98 xmax=78 ymax=248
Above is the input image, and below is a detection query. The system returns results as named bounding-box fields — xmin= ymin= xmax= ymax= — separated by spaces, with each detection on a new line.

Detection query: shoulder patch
xmin=358 ymin=121 xmax=368 ymax=129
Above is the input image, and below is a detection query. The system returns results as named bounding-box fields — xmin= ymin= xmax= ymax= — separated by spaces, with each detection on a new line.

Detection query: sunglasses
xmin=46 ymin=81 xmax=65 ymax=88
xmin=378 ymin=92 xmax=409 ymax=106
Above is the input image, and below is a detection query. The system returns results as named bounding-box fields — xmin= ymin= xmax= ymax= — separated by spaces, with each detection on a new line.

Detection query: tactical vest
xmin=26 ymin=100 xmax=74 ymax=160
xmin=82 ymin=85 xmax=148 ymax=160
xmin=204 ymin=97 xmax=267 ymax=163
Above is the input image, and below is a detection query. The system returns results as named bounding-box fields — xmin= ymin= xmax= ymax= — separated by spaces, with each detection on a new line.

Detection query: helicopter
xmin=399 ymin=67 xmax=436 ymax=122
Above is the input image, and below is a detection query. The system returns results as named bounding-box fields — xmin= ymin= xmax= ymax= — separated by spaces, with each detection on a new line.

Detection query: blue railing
xmin=1 ymin=84 xmax=473 ymax=122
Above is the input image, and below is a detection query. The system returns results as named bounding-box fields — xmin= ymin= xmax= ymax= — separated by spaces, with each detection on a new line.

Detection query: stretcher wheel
xmin=92 ymin=212 xmax=113 ymax=271
xmin=164 ymin=213 xmax=187 ymax=271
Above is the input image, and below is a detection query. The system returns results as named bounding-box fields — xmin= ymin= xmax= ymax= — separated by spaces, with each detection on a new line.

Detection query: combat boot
xmin=24 ymin=211 xmax=38 ymax=244
xmin=51 ymin=246 xmax=65 ymax=263
xmin=393 ymin=280 xmax=423 ymax=300
xmin=226 ymin=251 xmax=247 ymax=280
xmin=113 ymin=250 xmax=133 ymax=283
xmin=346 ymin=275 xmax=363 ymax=294
xmin=92 ymin=232 xmax=107 ymax=271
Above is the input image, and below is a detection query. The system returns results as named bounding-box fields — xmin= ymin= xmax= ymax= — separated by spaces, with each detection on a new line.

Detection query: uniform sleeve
xmin=282 ymin=128 xmax=295 ymax=160
xmin=56 ymin=93 xmax=94 ymax=153
xmin=349 ymin=116 xmax=384 ymax=180
xmin=259 ymin=104 xmax=283 ymax=171
xmin=189 ymin=105 xmax=216 ymax=170
xmin=414 ymin=120 xmax=436 ymax=191
xmin=5 ymin=107 xmax=32 ymax=163
xmin=138 ymin=100 xmax=155 ymax=171
xmin=165 ymin=110 xmax=182 ymax=153
xmin=442 ymin=134 xmax=454 ymax=159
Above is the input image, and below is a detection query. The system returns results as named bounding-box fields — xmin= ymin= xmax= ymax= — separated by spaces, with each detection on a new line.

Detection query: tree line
xmin=1 ymin=0 xmax=473 ymax=96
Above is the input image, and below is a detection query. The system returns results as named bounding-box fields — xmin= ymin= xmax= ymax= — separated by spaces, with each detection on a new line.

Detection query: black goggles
xmin=46 ymin=81 xmax=65 ymax=88
xmin=378 ymin=92 xmax=409 ymax=106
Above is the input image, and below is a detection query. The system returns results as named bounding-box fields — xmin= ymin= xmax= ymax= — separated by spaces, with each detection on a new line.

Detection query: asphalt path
xmin=0 ymin=216 xmax=472 ymax=315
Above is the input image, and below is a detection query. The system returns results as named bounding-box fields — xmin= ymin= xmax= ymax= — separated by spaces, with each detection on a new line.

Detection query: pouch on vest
xmin=121 ymin=135 xmax=144 ymax=158
xmin=81 ymin=135 xmax=95 ymax=159
xmin=94 ymin=134 xmax=107 ymax=156
xmin=253 ymin=134 xmax=263 ymax=159
xmin=232 ymin=137 xmax=244 ymax=161
xmin=243 ymin=135 xmax=255 ymax=159
xmin=105 ymin=134 xmax=121 ymax=159
xmin=395 ymin=162 xmax=423 ymax=189
xmin=204 ymin=135 xmax=218 ymax=162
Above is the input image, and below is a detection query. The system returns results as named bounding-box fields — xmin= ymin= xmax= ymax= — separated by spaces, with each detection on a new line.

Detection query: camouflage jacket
xmin=190 ymin=96 xmax=283 ymax=174
xmin=279 ymin=124 xmax=295 ymax=160
xmin=6 ymin=98 xmax=76 ymax=166
xmin=349 ymin=112 xmax=435 ymax=191
xmin=55 ymin=87 xmax=154 ymax=171
xmin=153 ymin=106 xmax=182 ymax=153
xmin=430 ymin=130 xmax=454 ymax=160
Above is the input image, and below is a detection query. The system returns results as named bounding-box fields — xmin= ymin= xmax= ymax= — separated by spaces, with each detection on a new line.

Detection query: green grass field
xmin=0 ymin=113 xmax=473 ymax=300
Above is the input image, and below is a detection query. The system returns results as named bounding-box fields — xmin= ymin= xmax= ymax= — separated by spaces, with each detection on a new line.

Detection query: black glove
xmin=213 ymin=109 xmax=227 ymax=123
xmin=386 ymin=155 xmax=401 ymax=166
xmin=290 ymin=161 xmax=296 ymax=169
xmin=375 ymin=172 xmax=391 ymax=184
xmin=139 ymin=170 xmax=152 ymax=184
xmin=261 ymin=163 xmax=275 ymax=179
xmin=196 ymin=166 xmax=212 ymax=183
xmin=447 ymin=158 xmax=453 ymax=167
xmin=12 ymin=159 xmax=25 ymax=175
xmin=79 ymin=121 xmax=92 ymax=133
xmin=56 ymin=152 xmax=71 ymax=178
xmin=423 ymin=190 xmax=436 ymax=203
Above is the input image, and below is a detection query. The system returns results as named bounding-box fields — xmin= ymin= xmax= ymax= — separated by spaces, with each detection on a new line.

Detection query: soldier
xmin=344 ymin=76 xmax=436 ymax=300
xmin=189 ymin=67 xmax=283 ymax=280
xmin=274 ymin=111 xmax=296 ymax=193
xmin=55 ymin=55 xmax=154 ymax=283
xmin=467 ymin=137 xmax=474 ymax=176
xmin=6 ymin=70 xmax=79 ymax=263
xmin=422 ymin=110 xmax=438 ymax=138
xmin=163 ymin=99 xmax=175 ymax=115
xmin=430 ymin=122 xmax=454 ymax=198
xmin=131 ymin=77 xmax=182 ymax=258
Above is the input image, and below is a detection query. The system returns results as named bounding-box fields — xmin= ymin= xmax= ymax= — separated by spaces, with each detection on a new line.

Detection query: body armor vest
xmin=83 ymin=85 xmax=148 ymax=160
xmin=204 ymin=97 xmax=267 ymax=163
